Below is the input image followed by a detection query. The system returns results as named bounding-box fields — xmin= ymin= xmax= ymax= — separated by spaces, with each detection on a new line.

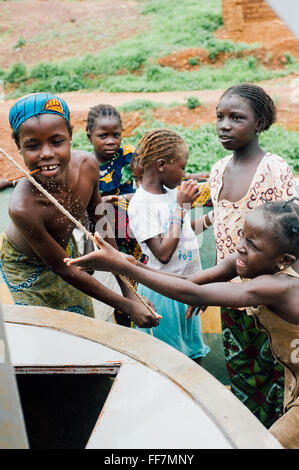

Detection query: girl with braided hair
xmin=208 ymin=83 xmax=298 ymax=427
xmin=65 ymin=199 xmax=299 ymax=448
xmin=85 ymin=105 xmax=212 ymax=327
xmin=126 ymin=128 xmax=210 ymax=362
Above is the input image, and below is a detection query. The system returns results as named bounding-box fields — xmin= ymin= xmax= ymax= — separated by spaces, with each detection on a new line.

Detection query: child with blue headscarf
xmin=0 ymin=92 xmax=159 ymax=328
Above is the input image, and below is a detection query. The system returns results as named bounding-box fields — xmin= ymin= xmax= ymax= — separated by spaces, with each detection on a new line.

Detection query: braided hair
xmin=85 ymin=104 xmax=122 ymax=134
xmin=221 ymin=83 xmax=276 ymax=132
xmin=136 ymin=128 xmax=185 ymax=168
xmin=260 ymin=198 xmax=299 ymax=257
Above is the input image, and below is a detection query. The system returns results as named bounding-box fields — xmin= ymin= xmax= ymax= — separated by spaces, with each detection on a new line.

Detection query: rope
xmin=0 ymin=147 xmax=159 ymax=320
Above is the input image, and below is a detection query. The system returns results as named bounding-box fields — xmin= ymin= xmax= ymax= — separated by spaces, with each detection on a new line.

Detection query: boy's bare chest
xmin=39 ymin=188 xmax=91 ymax=234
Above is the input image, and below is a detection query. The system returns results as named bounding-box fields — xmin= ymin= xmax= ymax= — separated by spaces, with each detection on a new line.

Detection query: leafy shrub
xmin=186 ymin=96 xmax=200 ymax=109
xmin=5 ymin=62 xmax=27 ymax=83
xmin=13 ymin=37 xmax=26 ymax=49
xmin=284 ymin=53 xmax=297 ymax=65
xmin=188 ymin=56 xmax=199 ymax=66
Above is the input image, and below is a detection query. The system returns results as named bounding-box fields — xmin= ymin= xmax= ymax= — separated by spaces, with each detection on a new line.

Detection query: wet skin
xmin=6 ymin=113 xmax=159 ymax=327
xmin=7 ymin=114 xmax=99 ymax=257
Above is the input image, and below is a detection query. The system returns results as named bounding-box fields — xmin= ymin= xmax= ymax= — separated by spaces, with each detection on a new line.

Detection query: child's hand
xmin=185 ymin=305 xmax=207 ymax=319
xmin=64 ymin=232 xmax=124 ymax=272
xmin=129 ymin=300 xmax=162 ymax=328
xmin=140 ymin=295 xmax=156 ymax=313
xmin=0 ymin=178 xmax=13 ymax=191
xmin=185 ymin=172 xmax=210 ymax=182
xmin=177 ymin=180 xmax=203 ymax=207
xmin=101 ymin=195 xmax=121 ymax=204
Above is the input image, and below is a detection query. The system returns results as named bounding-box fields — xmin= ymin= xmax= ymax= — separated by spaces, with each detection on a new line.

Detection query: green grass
xmin=1 ymin=0 xmax=298 ymax=97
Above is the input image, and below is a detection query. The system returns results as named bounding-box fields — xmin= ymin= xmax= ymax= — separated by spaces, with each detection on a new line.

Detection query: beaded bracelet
xmin=203 ymin=215 xmax=209 ymax=229
xmin=207 ymin=210 xmax=214 ymax=224
xmin=170 ymin=220 xmax=183 ymax=227
xmin=171 ymin=214 xmax=184 ymax=227
xmin=176 ymin=205 xmax=187 ymax=214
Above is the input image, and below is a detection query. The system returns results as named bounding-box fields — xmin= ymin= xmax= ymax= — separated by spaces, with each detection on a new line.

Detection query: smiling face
xmin=236 ymin=210 xmax=283 ymax=278
xmin=87 ymin=116 xmax=122 ymax=163
xmin=18 ymin=113 xmax=72 ymax=183
xmin=216 ymin=94 xmax=260 ymax=151
xmin=159 ymin=141 xmax=189 ymax=189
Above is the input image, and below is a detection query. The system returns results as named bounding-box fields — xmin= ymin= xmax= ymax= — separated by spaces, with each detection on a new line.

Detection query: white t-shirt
xmin=128 ymin=186 xmax=201 ymax=276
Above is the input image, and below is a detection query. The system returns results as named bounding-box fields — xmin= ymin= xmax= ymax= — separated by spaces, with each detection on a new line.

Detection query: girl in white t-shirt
xmin=128 ymin=128 xmax=210 ymax=362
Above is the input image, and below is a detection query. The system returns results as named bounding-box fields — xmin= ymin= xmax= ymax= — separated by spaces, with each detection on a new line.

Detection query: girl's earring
xmin=256 ymin=130 xmax=259 ymax=136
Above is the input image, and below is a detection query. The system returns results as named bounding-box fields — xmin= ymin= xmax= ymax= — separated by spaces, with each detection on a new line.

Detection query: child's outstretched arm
xmin=188 ymin=253 xmax=238 ymax=285
xmin=10 ymin=203 xmax=160 ymax=328
xmin=0 ymin=178 xmax=15 ymax=190
xmin=65 ymin=234 xmax=283 ymax=309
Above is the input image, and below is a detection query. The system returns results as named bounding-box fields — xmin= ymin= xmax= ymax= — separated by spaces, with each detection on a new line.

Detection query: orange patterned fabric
xmin=209 ymin=153 xmax=298 ymax=262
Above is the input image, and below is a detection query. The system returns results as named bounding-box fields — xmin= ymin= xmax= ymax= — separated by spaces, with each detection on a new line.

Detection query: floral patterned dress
xmin=209 ymin=152 xmax=298 ymax=428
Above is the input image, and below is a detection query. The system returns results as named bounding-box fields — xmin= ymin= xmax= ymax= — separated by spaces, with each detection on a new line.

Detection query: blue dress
xmin=99 ymin=145 xmax=135 ymax=196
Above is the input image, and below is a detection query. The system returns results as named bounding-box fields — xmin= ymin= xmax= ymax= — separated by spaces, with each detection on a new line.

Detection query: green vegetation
xmin=13 ymin=36 xmax=26 ymax=49
xmin=1 ymin=0 xmax=298 ymax=97
xmin=188 ymin=57 xmax=199 ymax=66
xmin=72 ymin=101 xmax=299 ymax=174
xmin=185 ymin=96 xmax=201 ymax=109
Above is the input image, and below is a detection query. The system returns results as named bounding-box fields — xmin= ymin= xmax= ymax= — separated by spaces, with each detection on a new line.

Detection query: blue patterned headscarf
xmin=9 ymin=92 xmax=70 ymax=132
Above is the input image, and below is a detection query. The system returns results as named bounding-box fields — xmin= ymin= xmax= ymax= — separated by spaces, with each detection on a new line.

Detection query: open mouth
xmin=219 ymin=135 xmax=233 ymax=144
xmin=236 ymin=257 xmax=246 ymax=268
xmin=39 ymin=164 xmax=59 ymax=176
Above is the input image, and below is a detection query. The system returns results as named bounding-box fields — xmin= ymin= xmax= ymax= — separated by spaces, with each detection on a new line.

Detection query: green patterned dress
xmin=0 ymin=233 xmax=94 ymax=317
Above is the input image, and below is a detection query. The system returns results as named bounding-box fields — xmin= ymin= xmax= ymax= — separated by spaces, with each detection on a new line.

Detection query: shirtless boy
xmin=0 ymin=93 xmax=158 ymax=328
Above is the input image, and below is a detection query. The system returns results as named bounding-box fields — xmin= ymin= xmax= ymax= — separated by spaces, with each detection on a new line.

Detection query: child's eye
xmin=247 ymin=238 xmax=257 ymax=250
xmin=25 ymin=143 xmax=39 ymax=150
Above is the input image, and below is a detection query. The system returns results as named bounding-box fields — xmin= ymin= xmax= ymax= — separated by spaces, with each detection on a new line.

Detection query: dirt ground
xmin=0 ymin=0 xmax=299 ymax=179
xmin=1 ymin=76 xmax=298 ymax=180
xmin=0 ymin=0 xmax=146 ymax=69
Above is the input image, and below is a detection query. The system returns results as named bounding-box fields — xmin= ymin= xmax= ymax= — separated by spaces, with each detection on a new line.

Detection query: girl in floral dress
xmin=209 ymin=83 xmax=298 ymax=428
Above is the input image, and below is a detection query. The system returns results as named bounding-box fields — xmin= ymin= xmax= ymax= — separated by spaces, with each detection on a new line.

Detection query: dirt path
xmin=1 ymin=75 xmax=298 ymax=179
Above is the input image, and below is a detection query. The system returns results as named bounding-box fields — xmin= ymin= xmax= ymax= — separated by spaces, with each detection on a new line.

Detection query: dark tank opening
xmin=15 ymin=366 xmax=118 ymax=449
